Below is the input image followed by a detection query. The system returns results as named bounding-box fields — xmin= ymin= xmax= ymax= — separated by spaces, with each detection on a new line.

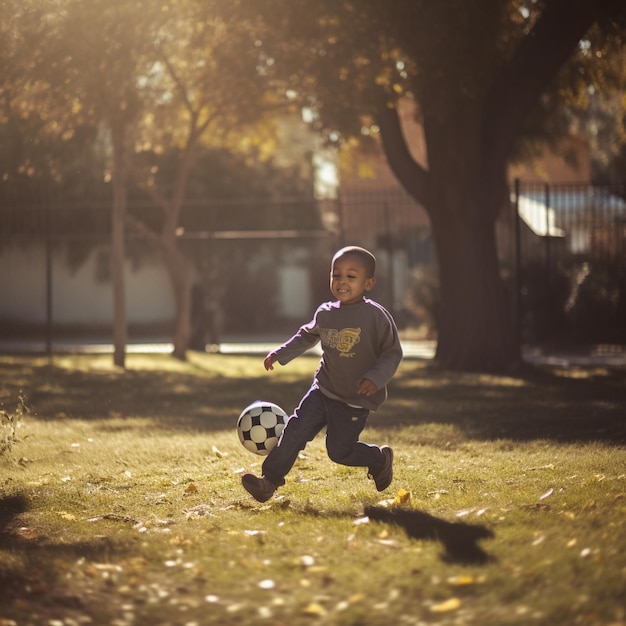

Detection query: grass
xmin=0 ymin=351 xmax=625 ymax=626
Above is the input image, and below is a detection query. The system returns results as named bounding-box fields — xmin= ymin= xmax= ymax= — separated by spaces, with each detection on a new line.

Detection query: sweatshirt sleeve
xmin=269 ymin=309 xmax=322 ymax=366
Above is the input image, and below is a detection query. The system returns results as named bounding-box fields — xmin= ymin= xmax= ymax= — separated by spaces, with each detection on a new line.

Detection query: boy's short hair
xmin=332 ymin=246 xmax=376 ymax=278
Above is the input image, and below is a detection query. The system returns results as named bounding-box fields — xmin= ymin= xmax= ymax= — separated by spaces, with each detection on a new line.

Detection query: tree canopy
xmin=244 ymin=0 xmax=626 ymax=370
xmin=2 ymin=0 xmax=299 ymax=363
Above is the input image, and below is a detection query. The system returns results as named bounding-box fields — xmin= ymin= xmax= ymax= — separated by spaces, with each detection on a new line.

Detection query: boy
xmin=242 ymin=246 xmax=403 ymax=502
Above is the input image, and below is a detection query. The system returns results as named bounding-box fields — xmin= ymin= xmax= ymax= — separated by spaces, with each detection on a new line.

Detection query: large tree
xmin=9 ymin=0 xmax=155 ymax=367
xmin=7 ymin=0 xmax=283 ymax=363
xmin=120 ymin=2 xmax=277 ymax=359
xmin=254 ymin=0 xmax=626 ymax=371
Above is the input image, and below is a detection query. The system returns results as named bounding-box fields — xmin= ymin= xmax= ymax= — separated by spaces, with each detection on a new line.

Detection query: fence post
xmin=383 ymin=202 xmax=395 ymax=314
xmin=335 ymin=196 xmax=345 ymax=248
xmin=544 ymin=183 xmax=551 ymax=282
xmin=45 ymin=199 xmax=53 ymax=361
xmin=513 ymin=178 xmax=522 ymax=353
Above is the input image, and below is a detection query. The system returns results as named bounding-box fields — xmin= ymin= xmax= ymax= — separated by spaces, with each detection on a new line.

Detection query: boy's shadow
xmin=364 ymin=505 xmax=494 ymax=565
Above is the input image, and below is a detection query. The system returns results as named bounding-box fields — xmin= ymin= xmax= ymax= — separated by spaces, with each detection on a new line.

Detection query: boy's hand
xmin=357 ymin=378 xmax=378 ymax=396
xmin=264 ymin=355 xmax=276 ymax=371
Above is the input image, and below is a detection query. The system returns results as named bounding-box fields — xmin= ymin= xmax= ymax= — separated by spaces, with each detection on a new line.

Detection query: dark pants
xmin=261 ymin=386 xmax=386 ymax=487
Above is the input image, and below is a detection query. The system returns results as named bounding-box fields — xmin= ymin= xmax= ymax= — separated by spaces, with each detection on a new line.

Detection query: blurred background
xmin=1 ymin=1 xmax=624 ymax=367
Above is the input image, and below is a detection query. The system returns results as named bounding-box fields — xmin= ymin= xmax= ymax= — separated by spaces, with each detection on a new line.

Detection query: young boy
xmin=241 ymin=246 xmax=403 ymax=502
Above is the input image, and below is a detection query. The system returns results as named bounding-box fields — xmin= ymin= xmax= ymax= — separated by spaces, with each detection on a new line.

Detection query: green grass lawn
xmin=1 ymin=352 xmax=625 ymax=626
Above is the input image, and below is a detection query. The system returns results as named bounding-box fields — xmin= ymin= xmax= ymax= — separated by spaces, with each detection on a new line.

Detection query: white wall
xmin=278 ymin=266 xmax=311 ymax=318
xmin=0 ymin=245 xmax=175 ymax=324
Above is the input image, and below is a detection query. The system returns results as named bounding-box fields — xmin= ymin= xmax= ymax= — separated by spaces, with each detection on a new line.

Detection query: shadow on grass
xmin=1 ymin=355 xmax=625 ymax=444
xmin=385 ymin=361 xmax=626 ymax=445
xmin=0 ymin=493 xmax=124 ymax=603
xmin=299 ymin=503 xmax=494 ymax=566
xmin=0 ymin=357 xmax=304 ymax=430
xmin=364 ymin=505 xmax=495 ymax=566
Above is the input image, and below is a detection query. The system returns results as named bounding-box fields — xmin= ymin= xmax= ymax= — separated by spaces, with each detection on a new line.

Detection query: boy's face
xmin=330 ymin=254 xmax=376 ymax=305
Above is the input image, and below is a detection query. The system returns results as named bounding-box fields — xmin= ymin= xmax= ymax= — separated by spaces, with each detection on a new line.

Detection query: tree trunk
xmin=378 ymin=104 xmax=520 ymax=372
xmin=430 ymin=206 xmax=519 ymax=371
xmin=111 ymin=128 xmax=127 ymax=368
xmin=161 ymin=233 xmax=191 ymax=360
xmin=372 ymin=0 xmax=623 ymax=372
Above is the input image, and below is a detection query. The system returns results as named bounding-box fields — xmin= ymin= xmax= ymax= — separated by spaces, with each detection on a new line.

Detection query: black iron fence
xmin=508 ymin=181 xmax=626 ymax=345
xmin=0 ymin=198 xmax=338 ymax=345
xmin=1 ymin=183 xmax=624 ymax=349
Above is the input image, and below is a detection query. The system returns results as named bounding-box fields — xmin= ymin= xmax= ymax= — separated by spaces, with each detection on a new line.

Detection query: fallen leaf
xmin=427 ymin=489 xmax=449 ymax=499
xmin=185 ymin=504 xmax=215 ymax=519
xmin=430 ymin=597 xmax=462 ymax=613
xmin=539 ymin=488 xmax=554 ymax=500
xmin=394 ymin=489 xmax=411 ymax=505
xmin=184 ymin=483 xmax=198 ymax=495
xmin=93 ymin=563 xmax=123 ymax=572
xmin=258 ymin=579 xmax=275 ymax=590
xmin=300 ymin=555 xmax=315 ymax=567
xmin=347 ymin=593 xmax=365 ymax=604
xmin=212 ymin=445 xmax=226 ymax=458
xmin=303 ymin=602 xmax=326 ymax=616
xmin=376 ymin=498 xmax=396 ymax=507
xmin=447 ymin=575 xmax=482 ymax=586
xmin=377 ymin=539 xmax=398 ymax=547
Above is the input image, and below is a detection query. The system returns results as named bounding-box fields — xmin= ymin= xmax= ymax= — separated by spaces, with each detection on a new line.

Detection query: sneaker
xmin=369 ymin=446 xmax=394 ymax=491
xmin=242 ymin=473 xmax=276 ymax=503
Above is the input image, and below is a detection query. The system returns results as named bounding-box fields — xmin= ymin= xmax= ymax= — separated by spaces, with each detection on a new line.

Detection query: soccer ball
xmin=237 ymin=401 xmax=289 ymax=456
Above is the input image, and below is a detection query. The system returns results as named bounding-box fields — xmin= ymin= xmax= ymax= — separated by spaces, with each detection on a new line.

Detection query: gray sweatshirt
xmin=269 ymin=298 xmax=403 ymax=411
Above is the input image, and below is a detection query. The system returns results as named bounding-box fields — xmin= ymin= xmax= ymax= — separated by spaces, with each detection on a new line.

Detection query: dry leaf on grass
xmin=303 ymin=602 xmax=326 ymax=616
xmin=394 ymin=488 xmax=412 ymax=504
xmin=539 ymin=488 xmax=554 ymax=500
xmin=430 ymin=597 xmax=462 ymax=612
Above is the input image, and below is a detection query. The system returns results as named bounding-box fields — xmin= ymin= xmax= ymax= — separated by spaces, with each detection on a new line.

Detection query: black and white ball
xmin=237 ymin=401 xmax=289 ymax=456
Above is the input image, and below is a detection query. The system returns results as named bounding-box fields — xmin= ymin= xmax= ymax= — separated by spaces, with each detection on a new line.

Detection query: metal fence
xmin=0 ymin=198 xmax=337 ymax=344
xmin=508 ymin=181 xmax=626 ymax=344
xmin=1 ymin=182 xmax=624 ymax=348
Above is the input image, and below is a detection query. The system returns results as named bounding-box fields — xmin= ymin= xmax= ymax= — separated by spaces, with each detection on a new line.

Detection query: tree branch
xmin=482 ymin=0 xmax=622 ymax=181
xmin=376 ymin=103 xmax=433 ymax=213
xmin=159 ymin=44 xmax=194 ymax=117
xmin=125 ymin=212 xmax=162 ymax=249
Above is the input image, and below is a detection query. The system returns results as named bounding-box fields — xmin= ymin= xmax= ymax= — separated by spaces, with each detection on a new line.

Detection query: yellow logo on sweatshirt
xmin=322 ymin=327 xmax=361 ymax=357
xmin=337 ymin=328 xmax=361 ymax=356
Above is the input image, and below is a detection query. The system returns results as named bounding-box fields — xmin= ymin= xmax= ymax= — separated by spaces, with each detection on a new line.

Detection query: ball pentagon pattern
xmin=237 ymin=401 xmax=288 ymax=456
